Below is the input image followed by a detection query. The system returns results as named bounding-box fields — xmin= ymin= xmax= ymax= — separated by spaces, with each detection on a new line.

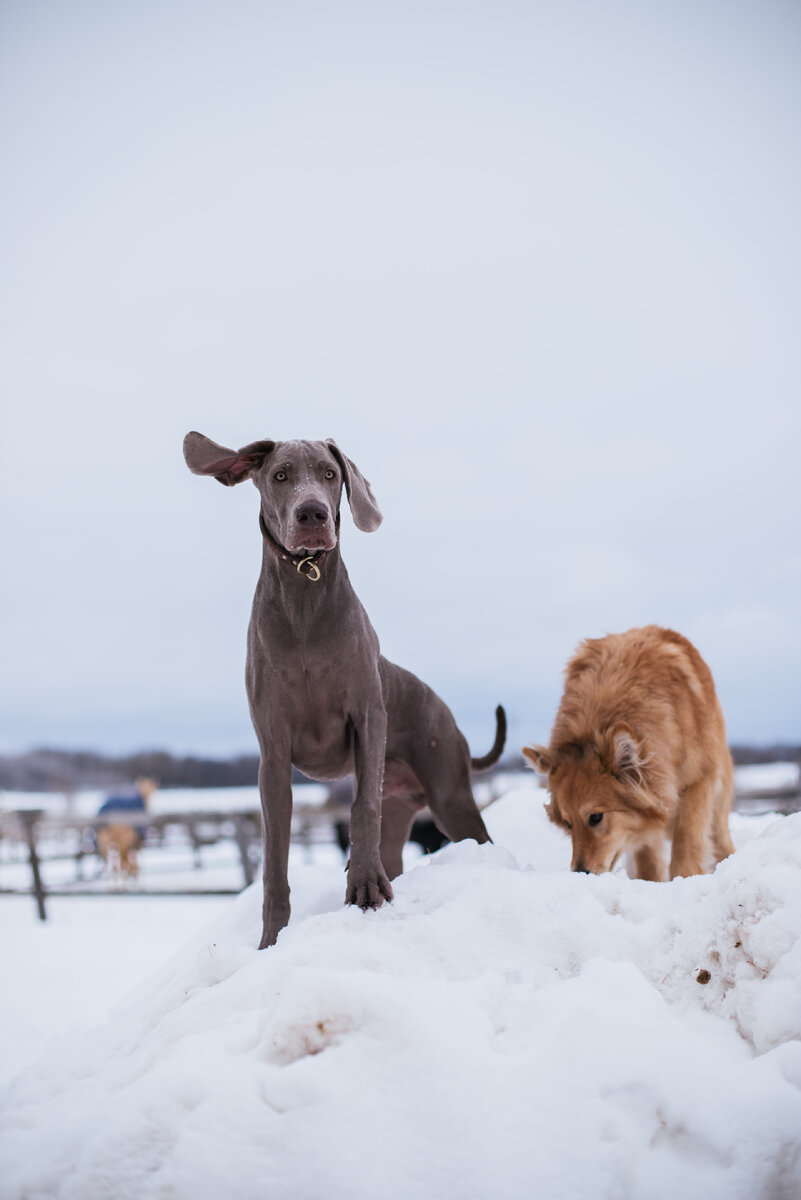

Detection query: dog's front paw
xmin=345 ymin=864 xmax=394 ymax=911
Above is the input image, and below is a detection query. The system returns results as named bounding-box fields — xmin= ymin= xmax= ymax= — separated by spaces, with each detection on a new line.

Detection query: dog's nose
xmin=573 ymin=863 xmax=590 ymax=875
xmin=296 ymin=501 xmax=329 ymax=526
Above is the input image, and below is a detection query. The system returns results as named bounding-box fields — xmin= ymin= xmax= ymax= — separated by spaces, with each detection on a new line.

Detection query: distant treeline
xmin=0 ymin=744 xmax=798 ymax=793
xmin=729 ymin=744 xmax=801 ymax=766
xmin=0 ymin=748 xmax=262 ymax=793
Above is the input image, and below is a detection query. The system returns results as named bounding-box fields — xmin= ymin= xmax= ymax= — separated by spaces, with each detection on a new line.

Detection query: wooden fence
xmin=0 ymin=800 xmax=356 ymax=920
xmin=2 ymin=774 xmax=799 ymax=921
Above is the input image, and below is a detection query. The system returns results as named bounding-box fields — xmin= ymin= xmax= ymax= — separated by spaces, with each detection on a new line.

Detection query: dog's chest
xmin=285 ymin=674 xmax=357 ymax=779
xmin=248 ymin=636 xmax=372 ymax=779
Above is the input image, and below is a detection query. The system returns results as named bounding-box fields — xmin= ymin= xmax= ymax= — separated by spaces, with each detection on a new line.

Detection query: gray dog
xmin=183 ymin=433 xmax=506 ymax=948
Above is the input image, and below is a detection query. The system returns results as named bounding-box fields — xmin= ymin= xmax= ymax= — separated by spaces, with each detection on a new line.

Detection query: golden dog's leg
xmin=669 ymin=778 xmax=713 ymax=878
xmin=711 ymin=765 xmax=736 ymax=865
xmin=711 ymin=813 xmax=735 ymax=865
xmin=633 ymin=842 xmax=666 ymax=882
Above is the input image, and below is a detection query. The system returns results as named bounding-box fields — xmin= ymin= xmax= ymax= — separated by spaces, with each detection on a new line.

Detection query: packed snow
xmin=2 ymin=780 xmax=801 ymax=1200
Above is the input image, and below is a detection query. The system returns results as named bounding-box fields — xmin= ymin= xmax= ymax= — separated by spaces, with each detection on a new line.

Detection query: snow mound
xmin=2 ymin=787 xmax=801 ymax=1200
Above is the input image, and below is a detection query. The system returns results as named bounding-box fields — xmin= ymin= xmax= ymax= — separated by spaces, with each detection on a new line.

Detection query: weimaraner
xmin=183 ymin=434 xmax=506 ymax=948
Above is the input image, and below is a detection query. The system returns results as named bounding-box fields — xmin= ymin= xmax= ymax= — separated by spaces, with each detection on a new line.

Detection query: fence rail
xmin=2 ymin=776 xmax=799 ymax=921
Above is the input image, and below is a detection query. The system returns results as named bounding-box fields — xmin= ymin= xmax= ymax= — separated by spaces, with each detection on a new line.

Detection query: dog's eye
xmin=275 ymin=471 xmax=287 ymax=482
xmin=564 ymin=820 xmax=572 ymax=830
xmin=325 ymin=469 xmax=336 ymax=479
xmin=588 ymin=813 xmax=604 ymax=827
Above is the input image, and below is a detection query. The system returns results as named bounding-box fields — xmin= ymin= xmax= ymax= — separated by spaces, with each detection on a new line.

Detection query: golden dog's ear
xmin=544 ymin=797 xmax=569 ymax=829
xmin=610 ymin=724 xmax=646 ymax=784
xmin=523 ymin=744 xmax=552 ymax=775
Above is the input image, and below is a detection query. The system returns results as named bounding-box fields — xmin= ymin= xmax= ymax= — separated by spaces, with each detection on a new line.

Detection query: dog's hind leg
xmin=420 ymin=767 xmax=491 ymax=848
xmin=669 ymin=777 xmax=714 ymax=878
xmin=711 ymin=813 xmax=735 ymax=865
xmin=379 ymin=794 xmax=425 ymax=880
xmin=710 ymin=768 xmax=736 ymax=865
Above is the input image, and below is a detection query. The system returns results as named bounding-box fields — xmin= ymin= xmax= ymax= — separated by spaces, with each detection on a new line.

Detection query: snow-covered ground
xmin=1 ymin=780 xmax=800 ymax=1199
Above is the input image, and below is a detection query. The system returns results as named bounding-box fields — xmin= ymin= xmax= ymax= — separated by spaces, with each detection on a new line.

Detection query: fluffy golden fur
xmin=523 ymin=626 xmax=735 ymax=880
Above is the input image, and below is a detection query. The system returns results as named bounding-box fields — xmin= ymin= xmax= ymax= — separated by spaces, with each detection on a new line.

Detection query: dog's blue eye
xmin=275 ymin=471 xmax=287 ymax=482
xmin=325 ymin=470 xmax=335 ymax=479
xmin=588 ymin=813 xmax=603 ymax=827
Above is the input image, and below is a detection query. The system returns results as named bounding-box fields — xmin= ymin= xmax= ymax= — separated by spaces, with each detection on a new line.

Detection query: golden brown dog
xmin=523 ymin=626 xmax=735 ymax=880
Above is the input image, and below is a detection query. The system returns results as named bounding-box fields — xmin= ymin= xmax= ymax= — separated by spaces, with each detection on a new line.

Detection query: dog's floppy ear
xmin=608 ymin=724 xmax=666 ymax=816
xmin=609 ymin=723 xmax=647 ymax=784
xmin=544 ymin=796 xmax=568 ymax=829
xmin=523 ymin=744 xmax=553 ymax=775
xmin=325 ymin=439 xmax=382 ymax=532
xmin=183 ymin=432 xmax=276 ymax=487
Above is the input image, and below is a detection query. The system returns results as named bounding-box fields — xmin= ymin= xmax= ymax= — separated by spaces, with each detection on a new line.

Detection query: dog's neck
xmin=256 ymin=509 xmax=354 ymax=621
xmin=258 ymin=510 xmax=340 ymax=581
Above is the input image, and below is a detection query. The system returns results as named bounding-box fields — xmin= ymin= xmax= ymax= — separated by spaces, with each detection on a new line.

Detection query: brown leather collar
xmin=259 ymin=510 xmax=339 ymax=581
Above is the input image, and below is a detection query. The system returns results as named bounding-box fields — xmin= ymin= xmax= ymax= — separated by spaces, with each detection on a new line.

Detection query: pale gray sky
xmin=1 ymin=0 xmax=799 ymax=757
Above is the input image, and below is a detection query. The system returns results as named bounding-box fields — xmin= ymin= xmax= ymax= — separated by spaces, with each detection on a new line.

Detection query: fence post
xmin=232 ymin=814 xmax=255 ymax=888
xmin=17 ymin=809 xmax=47 ymax=921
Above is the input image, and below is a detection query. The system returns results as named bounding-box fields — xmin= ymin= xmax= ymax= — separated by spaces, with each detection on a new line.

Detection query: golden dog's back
xmin=553 ymin=625 xmax=727 ymax=787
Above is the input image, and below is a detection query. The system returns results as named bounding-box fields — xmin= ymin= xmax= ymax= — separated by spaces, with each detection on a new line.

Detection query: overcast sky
xmin=1 ymin=0 xmax=799 ymax=760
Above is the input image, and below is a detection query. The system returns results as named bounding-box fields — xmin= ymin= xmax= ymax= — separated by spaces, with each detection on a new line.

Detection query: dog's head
xmin=523 ymin=725 xmax=665 ymax=874
xmin=183 ymin=433 xmax=382 ymax=555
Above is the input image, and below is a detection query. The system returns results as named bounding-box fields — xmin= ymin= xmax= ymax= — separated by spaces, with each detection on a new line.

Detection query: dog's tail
xmin=471 ymin=705 xmax=507 ymax=771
